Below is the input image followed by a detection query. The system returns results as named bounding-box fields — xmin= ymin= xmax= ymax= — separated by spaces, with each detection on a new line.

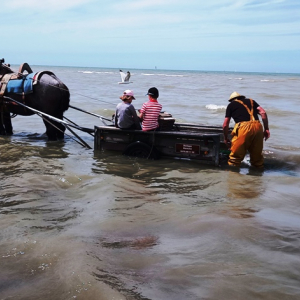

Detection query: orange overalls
xmin=228 ymin=99 xmax=264 ymax=167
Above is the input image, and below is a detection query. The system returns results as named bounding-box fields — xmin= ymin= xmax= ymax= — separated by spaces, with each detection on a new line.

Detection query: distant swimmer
xmin=119 ymin=70 xmax=131 ymax=83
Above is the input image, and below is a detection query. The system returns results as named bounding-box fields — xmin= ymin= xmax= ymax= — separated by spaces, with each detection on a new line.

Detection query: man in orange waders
xmin=222 ymin=92 xmax=270 ymax=167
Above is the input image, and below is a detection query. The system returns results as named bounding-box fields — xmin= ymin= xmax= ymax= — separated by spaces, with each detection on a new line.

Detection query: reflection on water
xmin=1 ymin=140 xmax=300 ymax=299
xmin=226 ymin=170 xmax=265 ymax=199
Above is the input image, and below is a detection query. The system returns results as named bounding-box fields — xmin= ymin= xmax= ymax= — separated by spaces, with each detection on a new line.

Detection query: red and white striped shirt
xmin=140 ymin=100 xmax=162 ymax=131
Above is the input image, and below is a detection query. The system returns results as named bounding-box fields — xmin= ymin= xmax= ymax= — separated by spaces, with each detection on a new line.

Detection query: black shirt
xmin=225 ymin=98 xmax=260 ymax=123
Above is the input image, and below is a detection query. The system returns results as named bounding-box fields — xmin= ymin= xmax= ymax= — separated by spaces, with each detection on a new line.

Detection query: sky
xmin=1 ymin=0 xmax=299 ymax=73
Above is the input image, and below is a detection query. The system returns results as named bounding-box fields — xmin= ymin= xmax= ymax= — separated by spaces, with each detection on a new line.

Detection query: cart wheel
xmin=123 ymin=141 xmax=159 ymax=159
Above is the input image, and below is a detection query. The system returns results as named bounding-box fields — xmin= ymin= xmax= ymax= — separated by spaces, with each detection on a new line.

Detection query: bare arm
xmin=222 ymin=117 xmax=231 ymax=148
xmin=18 ymin=63 xmax=33 ymax=74
xmin=139 ymin=112 xmax=144 ymax=121
xmin=257 ymin=106 xmax=270 ymax=141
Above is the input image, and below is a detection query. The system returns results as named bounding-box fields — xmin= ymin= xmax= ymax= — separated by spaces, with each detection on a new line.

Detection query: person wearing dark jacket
xmin=223 ymin=92 xmax=270 ymax=167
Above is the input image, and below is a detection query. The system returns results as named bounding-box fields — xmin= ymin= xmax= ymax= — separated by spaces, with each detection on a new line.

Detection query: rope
xmin=1 ymin=67 xmax=115 ymax=107
xmin=69 ymin=105 xmax=112 ymax=125
xmin=25 ymin=74 xmax=115 ymax=106
xmin=147 ymin=128 xmax=157 ymax=159
xmin=12 ymin=73 xmax=116 ymax=122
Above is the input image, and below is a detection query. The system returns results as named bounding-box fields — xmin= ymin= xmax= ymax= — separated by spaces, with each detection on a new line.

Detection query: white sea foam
xmin=142 ymin=73 xmax=184 ymax=77
xmin=95 ymin=72 xmax=114 ymax=74
xmin=160 ymin=74 xmax=184 ymax=77
xmin=78 ymin=71 xmax=115 ymax=74
xmin=205 ymin=104 xmax=226 ymax=110
xmin=78 ymin=71 xmax=94 ymax=74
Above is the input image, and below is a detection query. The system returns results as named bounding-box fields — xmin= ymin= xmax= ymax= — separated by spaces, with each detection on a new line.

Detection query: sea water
xmin=0 ymin=66 xmax=300 ymax=300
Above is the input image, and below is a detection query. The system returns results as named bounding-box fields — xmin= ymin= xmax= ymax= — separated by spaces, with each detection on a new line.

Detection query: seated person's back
xmin=139 ymin=87 xmax=162 ymax=131
xmin=115 ymin=90 xmax=141 ymax=130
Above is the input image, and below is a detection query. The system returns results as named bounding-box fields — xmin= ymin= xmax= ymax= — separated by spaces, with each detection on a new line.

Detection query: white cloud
xmin=112 ymin=0 xmax=181 ymax=10
xmin=4 ymin=0 xmax=93 ymax=11
xmin=1 ymin=0 xmax=299 ymax=71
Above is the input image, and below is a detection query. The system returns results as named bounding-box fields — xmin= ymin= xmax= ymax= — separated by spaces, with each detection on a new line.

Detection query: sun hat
xmin=228 ymin=91 xmax=245 ymax=101
xmin=123 ymin=89 xmax=135 ymax=99
xmin=146 ymin=87 xmax=159 ymax=99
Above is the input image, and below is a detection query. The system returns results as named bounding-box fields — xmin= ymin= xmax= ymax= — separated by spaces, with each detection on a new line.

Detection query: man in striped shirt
xmin=139 ymin=87 xmax=162 ymax=131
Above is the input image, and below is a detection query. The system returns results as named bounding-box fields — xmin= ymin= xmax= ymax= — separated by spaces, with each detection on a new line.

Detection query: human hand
xmin=224 ymin=139 xmax=231 ymax=149
xmin=264 ymin=129 xmax=270 ymax=141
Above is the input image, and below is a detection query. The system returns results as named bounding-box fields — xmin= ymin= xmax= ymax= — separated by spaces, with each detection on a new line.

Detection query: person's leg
xmin=228 ymin=133 xmax=248 ymax=166
xmin=248 ymin=124 xmax=264 ymax=167
xmin=228 ymin=122 xmax=256 ymax=167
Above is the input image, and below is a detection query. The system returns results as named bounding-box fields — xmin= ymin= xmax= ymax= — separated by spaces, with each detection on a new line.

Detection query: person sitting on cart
xmin=139 ymin=87 xmax=162 ymax=131
xmin=114 ymin=90 xmax=141 ymax=130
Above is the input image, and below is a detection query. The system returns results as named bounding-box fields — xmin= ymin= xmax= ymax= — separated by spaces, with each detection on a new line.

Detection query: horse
xmin=0 ymin=58 xmax=70 ymax=140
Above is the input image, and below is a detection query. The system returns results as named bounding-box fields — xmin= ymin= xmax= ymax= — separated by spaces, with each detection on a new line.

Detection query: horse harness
xmin=0 ymin=62 xmax=35 ymax=106
xmin=0 ymin=73 xmax=29 ymax=116
xmin=0 ymin=73 xmax=20 ymax=97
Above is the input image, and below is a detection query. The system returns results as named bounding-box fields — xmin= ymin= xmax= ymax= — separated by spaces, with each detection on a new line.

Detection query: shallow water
xmin=0 ymin=66 xmax=300 ymax=299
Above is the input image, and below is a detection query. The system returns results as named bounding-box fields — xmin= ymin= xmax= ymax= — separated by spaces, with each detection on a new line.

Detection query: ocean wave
xmin=95 ymin=71 xmax=114 ymax=74
xmin=260 ymin=79 xmax=276 ymax=82
xmin=205 ymin=104 xmax=227 ymax=110
xmin=264 ymin=152 xmax=300 ymax=177
xmin=267 ymin=108 xmax=299 ymax=117
xmin=270 ymin=145 xmax=300 ymax=152
xmin=257 ymin=93 xmax=282 ymax=99
xmin=287 ymin=77 xmax=300 ymax=81
xmin=142 ymin=73 xmax=184 ymax=77
xmin=78 ymin=71 xmax=94 ymax=74
xmin=162 ymin=74 xmax=184 ymax=77
xmin=228 ymin=77 xmax=243 ymax=80
xmin=78 ymin=71 xmax=114 ymax=74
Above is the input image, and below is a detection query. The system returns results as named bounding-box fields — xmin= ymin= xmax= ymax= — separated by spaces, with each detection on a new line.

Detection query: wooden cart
xmin=94 ymin=121 xmax=230 ymax=166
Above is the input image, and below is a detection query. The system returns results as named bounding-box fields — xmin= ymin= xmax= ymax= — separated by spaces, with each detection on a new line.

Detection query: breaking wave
xmin=78 ymin=71 xmax=114 ymax=74
xmin=205 ymin=104 xmax=227 ymax=110
xmin=142 ymin=73 xmax=184 ymax=77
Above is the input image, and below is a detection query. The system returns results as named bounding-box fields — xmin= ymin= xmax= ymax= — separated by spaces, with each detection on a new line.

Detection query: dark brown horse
xmin=0 ymin=59 xmax=70 ymax=140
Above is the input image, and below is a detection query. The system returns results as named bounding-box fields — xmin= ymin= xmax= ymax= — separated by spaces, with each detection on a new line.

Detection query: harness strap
xmin=0 ymin=74 xmax=14 ymax=97
xmin=234 ymin=98 xmax=255 ymax=121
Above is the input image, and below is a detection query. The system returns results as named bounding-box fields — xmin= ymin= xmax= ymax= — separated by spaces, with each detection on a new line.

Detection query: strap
xmin=234 ymin=98 xmax=255 ymax=121
xmin=0 ymin=74 xmax=14 ymax=97
xmin=33 ymin=71 xmax=56 ymax=85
